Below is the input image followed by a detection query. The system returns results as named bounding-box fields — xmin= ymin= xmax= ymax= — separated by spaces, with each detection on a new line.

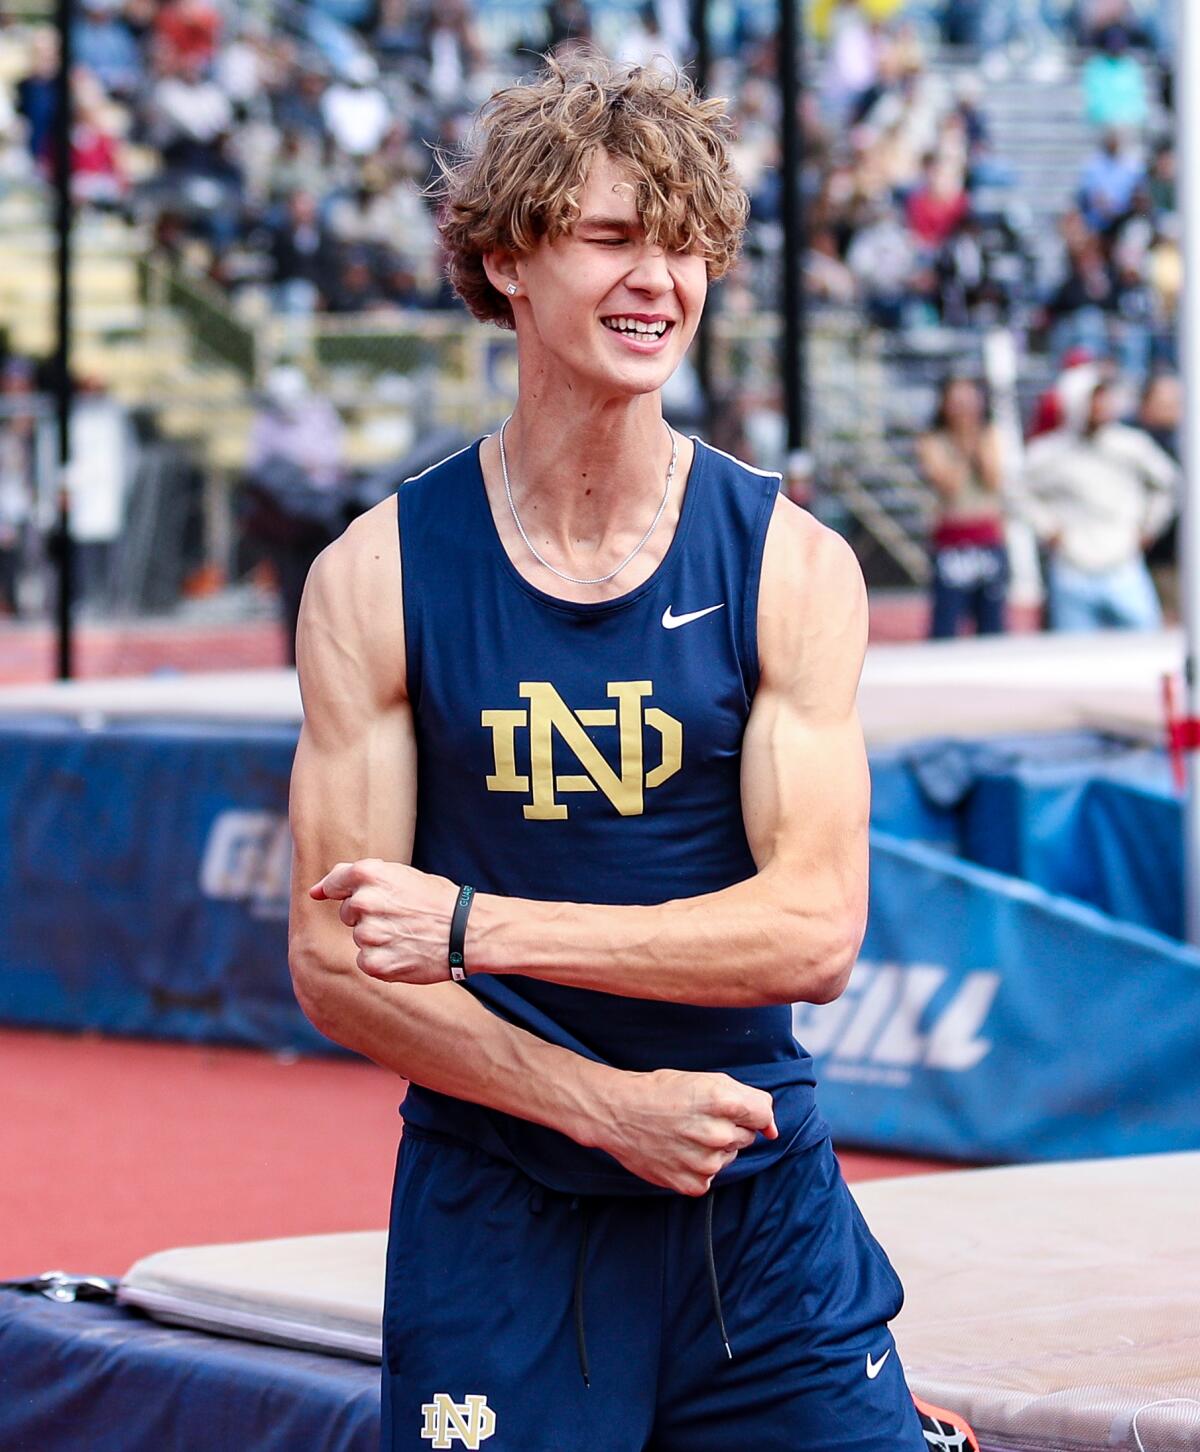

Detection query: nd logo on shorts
xmin=420 ymin=1392 xmax=497 ymax=1449
xmin=482 ymin=680 xmax=682 ymax=820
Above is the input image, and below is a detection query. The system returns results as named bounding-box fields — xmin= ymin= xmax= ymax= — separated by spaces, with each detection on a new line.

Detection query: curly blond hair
xmin=434 ymin=52 xmax=748 ymax=327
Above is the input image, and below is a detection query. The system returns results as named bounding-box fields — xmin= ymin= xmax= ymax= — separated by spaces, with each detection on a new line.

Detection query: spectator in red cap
xmin=1027 ymin=347 xmax=1095 ymax=440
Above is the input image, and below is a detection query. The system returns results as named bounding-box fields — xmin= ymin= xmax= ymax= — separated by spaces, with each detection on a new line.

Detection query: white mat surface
xmin=119 ymin=1229 xmax=385 ymax=1360
xmin=0 ymin=669 xmax=302 ymax=724
xmin=121 ymin=1154 xmax=1200 ymax=1450
xmin=862 ymin=1153 xmax=1200 ymax=1451
xmin=858 ymin=629 xmax=1178 ymax=745
xmin=0 ymin=629 xmax=1179 ymax=746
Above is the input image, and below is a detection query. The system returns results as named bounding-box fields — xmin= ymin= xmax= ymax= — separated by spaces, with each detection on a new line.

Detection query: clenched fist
xmin=595 ymin=1068 xmax=778 ymax=1196
xmin=310 ymin=858 xmax=458 ymax=983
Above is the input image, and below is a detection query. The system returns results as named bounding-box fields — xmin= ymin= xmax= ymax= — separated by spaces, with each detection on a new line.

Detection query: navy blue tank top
xmin=398 ymin=438 xmax=826 ymax=1195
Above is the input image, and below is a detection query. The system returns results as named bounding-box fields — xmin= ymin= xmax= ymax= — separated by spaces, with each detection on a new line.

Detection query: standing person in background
xmin=917 ymin=374 xmax=1008 ymax=639
xmin=65 ymin=379 xmax=135 ymax=612
xmin=243 ymin=365 xmax=345 ymax=661
xmin=1027 ymin=346 xmax=1095 ymax=439
xmin=0 ymin=360 xmax=39 ymax=619
xmin=1014 ymin=365 xmax=1178 ymax=631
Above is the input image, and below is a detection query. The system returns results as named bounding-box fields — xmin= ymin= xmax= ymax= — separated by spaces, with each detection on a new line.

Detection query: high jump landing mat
xmin=0 ymin=627 xmax=1182 ymax=744
xmin=3 ymin=1151 xmax=1191 ymax=1451
xmin=861 ymin=1152 xmax=1200 ymax=1451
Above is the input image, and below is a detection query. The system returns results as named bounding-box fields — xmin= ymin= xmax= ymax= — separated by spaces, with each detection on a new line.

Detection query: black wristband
xmin=449 ymin=884 xmax=475 ymax=981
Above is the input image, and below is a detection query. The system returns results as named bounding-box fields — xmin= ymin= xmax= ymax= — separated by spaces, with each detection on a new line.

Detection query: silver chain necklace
xmin=498 ymin=415 xmax=677 ymax=587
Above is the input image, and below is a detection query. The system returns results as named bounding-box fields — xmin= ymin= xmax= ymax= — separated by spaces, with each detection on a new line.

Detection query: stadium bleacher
xmin=0 ymin=0 xmax=1180 ymax=610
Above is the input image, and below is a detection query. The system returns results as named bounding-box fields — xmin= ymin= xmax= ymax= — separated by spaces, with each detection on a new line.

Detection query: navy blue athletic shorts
xmin=380 ymin=1127 xmax=927 ymax=1451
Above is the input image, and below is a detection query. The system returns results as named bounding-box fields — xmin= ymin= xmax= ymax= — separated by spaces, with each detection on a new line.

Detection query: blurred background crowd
xmin=0 ymin=0 xmax=1184 ymax=656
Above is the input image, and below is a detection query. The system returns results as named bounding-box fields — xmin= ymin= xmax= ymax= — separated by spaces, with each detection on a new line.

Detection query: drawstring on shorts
xmin=704 ymin=1186 xmax=733 ymax=1361
xmin=572 ymin=1200 xmax=592 ymax=1388
xmin=539 ymin=1182 xmax=734 ymax=1389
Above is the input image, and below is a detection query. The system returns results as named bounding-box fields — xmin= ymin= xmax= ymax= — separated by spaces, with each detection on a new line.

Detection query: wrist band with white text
xmin=449 ymin=885 xmax=475 ymax=982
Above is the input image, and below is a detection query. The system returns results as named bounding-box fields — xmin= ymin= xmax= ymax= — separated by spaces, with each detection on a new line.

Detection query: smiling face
xmin=498 ymin=149 xmax=708 ymax=400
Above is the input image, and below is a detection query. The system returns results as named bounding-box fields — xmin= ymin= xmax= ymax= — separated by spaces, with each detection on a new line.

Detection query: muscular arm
xmin=289 ymin=499 xmax=776 ymax=1194
xmin=288 ymin=503 xmax=622 ymax=1142
xmin=470 ymin=500 xmax=870 ymax=1007
xmin=327 ymin=499 xmax=869 ymax=1010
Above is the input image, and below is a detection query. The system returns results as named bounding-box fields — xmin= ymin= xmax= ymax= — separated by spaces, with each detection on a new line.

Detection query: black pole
xmin=778 ymin=0 xmax=811 ymax=502
xmin=690 ymin=0 xmax=711 ymax=102
xmin=53 ymin=0 xmax=75 ymax=679
xmin=689 ymin=0 xmax=713 ymax=429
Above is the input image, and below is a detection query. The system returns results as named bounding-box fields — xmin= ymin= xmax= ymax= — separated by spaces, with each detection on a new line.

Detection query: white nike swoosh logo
xmin=662 ymin=603 xmax=725 ymax=630
xmin=865 ymin=1348 xmax=891 ymax=1380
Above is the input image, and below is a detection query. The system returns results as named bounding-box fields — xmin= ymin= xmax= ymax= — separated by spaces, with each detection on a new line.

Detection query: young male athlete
xmin=288 ymin=54 xmax=977 ymax=1452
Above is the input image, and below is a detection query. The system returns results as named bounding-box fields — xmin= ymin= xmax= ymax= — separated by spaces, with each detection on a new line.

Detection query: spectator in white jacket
xmin=1014 ymin=364 xmax=1178 ymax=631
xmin=320 ymin=56 xmax=391 ymax=159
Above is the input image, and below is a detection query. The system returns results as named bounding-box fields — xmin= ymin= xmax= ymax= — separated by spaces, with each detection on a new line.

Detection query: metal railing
xmin=142 ymin=259 xmax=258 ymax=382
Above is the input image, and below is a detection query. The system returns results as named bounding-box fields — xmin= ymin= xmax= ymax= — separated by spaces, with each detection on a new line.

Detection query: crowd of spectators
xmin=0 ymin=0 xmax=1181 ymax=375
xmin=0 ymin=0 xmax=498 ymax=314
xmin=918 ymin=356 xmax=1180 ymax=638
xmin=1040 ymin=124 xmax=1179 ymax=380
xmin=0 ymin=0 xmax=1179 ymax=357
xmin=803 ymin=0 xmax=1178 ymax=378
xmin=804 ymin=0 xmax=1182 ymax=639
xmin=801 ymin=4 xmax=1030 ymax=332
xmin=0 ymin=0 xmax=1183 ymax=629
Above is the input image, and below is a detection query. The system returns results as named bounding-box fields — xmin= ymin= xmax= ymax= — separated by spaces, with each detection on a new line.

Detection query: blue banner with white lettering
xmin=0 ymin=716 xmax=329 ymax=1053
xmin=795 ymin=831 xmax=1200 ymax=1162
xmin=3 ymin=714 xmax=1197 ymax=1167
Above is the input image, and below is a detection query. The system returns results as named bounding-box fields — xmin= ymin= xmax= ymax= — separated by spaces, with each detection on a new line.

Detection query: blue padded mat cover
xmin=0 ymin=1290 xmax=380 ymax=1451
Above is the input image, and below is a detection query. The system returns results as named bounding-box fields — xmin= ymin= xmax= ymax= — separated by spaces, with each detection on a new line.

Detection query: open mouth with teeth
xmin=601 ymin=316 xmax=672 ymax=341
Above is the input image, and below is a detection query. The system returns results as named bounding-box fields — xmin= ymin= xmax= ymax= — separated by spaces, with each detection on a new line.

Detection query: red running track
xmin=1 ymin=1027 xmax=957 ymax=1281
xmin=0 ymin=594 xmax=1044 ymax=686
xmin=0 ymin=619 xmax=287 ymax=686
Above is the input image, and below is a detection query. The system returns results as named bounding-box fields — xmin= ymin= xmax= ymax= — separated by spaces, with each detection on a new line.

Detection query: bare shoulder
xmin=757 ymin=495 xmax=868 ymax=709
xmin=760 ymin=494 xmax=867 ymax=630
xmin=296 ymin=494 xmax=406 ymax=727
